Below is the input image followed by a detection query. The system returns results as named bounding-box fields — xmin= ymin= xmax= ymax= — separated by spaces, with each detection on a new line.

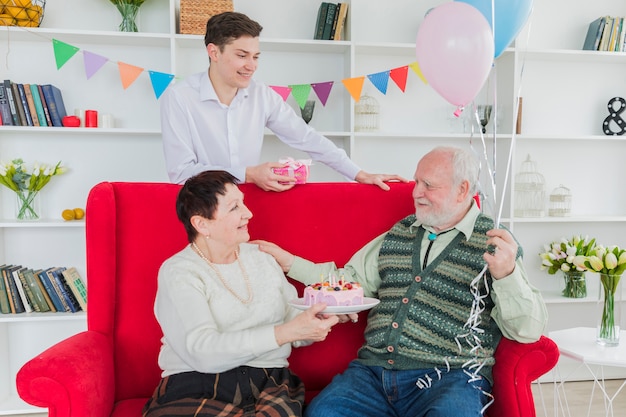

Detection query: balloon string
xmin=499 ymin=6 xmax=534 ymax=228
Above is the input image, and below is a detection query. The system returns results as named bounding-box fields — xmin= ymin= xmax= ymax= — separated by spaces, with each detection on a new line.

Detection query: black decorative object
xmin=300 ymin=100 xmax=315 ymax=124
xmin=477 ymin=104 xmax=492 ymax=134
xmin=603 ymin=97 xmax=626 ymax=135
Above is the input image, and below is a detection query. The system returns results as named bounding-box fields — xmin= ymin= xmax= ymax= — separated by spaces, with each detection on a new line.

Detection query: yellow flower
xmin=0 ymin=158 xmax=66 ymax=193
xmin=586 ymin=256 xmax=604 ymax=272
xmin=605 ymin=252 xmax=618 ymax=270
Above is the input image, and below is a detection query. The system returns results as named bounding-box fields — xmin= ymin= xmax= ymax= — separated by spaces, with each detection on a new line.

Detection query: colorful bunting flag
xmin=367 ymin=71 xmax=390 ymax=95
xmin=270 ymin=85 xmax=292 ymax=101
xmin=409 ymin=61 xmax=428 ymax=84
xmin=83 ymin=51 xmax=108 ymax=80
xmin=389 ymin=66 xmax=409 ymax=92
xmin=148 ymin=71 xmax=175 ymax=99
xmin=289 ymin=84 xmax=312 ymax=109
xmin=342 ymin=76 xmax=365 ymax=102
xmin=52 ymin=39 xmax=80 ymax=70
xmin=47 ymin=34 xmax=425 ymax=104
xmin=118 ymin=62 xmax=144 ymax=90
xmin=311 ymin=81 xmax=333 ymax=106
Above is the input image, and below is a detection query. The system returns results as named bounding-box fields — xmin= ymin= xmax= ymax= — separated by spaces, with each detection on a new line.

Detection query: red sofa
xmin=16 ymin=181 xmax=559 ymax=417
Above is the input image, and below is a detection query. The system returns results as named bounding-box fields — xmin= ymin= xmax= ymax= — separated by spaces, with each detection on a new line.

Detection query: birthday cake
xmin=303 ymin=280 xmax=364 ymax=306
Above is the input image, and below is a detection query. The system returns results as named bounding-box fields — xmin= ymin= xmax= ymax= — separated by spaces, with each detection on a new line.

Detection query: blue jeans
xmin=304 ymin=361 xmax=492 ymax=417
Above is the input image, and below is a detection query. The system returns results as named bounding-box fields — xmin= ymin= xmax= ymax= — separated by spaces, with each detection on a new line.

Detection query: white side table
xmin=549 ymin=327 xmax=626 ymax=417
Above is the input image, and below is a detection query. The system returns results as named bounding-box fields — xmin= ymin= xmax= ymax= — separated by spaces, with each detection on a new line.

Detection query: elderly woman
xmin=142 ymin=171 xmax=339 ymax=417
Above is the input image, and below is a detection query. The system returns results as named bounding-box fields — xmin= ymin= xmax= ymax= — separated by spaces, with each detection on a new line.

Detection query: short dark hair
xmin=204 ymin=11 xmax=263 ymax=48
xmin=176 ymin=170 xmax=239 ymax=242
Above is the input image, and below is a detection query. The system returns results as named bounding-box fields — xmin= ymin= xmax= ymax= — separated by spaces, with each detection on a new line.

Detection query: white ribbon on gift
xmin=278 ymin=157 xmax=312 ymax=168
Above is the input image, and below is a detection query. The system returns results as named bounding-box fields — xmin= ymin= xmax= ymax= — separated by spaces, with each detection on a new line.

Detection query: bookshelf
xmin=1 ymin=0 xmax=626 ymax=414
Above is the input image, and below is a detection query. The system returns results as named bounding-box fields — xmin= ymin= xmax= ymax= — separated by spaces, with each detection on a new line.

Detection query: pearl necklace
xmin=191 ymin=242 xmax=253 ymax=304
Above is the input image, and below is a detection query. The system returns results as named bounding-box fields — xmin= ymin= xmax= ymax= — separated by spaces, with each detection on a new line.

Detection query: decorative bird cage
xmin=355 ymin=94 xmax=380 ymax=132
xmin=549 ymin=185 xmax=572 ymax=217
xmin=514 ymin=155 xmax=546 ymax=217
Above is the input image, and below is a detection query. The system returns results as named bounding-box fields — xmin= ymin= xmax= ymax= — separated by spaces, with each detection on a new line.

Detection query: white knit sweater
xmin=155 ymin=242 xmax=302 ymax=377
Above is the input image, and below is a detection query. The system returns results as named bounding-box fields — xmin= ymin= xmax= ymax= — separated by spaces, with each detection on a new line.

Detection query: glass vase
xmin=116 ymin=3 xmax=140 ymax=32
xmin=562 ymin=270 xmax=587 ymax=298
xmin=15 ymin=190 xmax=40 ymax=221
xmin=596 ymin=273 xmax=623 ymax=346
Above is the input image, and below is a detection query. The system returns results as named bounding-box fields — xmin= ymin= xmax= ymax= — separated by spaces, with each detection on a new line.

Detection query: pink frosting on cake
xmin=303 ymin=282 xmax=364 ymax=306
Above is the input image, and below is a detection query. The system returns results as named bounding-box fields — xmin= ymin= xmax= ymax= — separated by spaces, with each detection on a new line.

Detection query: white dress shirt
xmin=161 ymin=71 xmax=361 ymax=184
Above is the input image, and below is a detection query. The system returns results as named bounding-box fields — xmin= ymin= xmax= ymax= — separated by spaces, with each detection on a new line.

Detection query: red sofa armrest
xmin=488 ymin=335 xmax=559 ymax=417
xmin=16 ymin=331 xmax=115 ymax=417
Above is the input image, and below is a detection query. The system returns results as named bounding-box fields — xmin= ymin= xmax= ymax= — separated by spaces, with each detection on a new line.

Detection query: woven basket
xmin=0 ymin=0 xmax=46 ymax=27
xmin=179 ymin=0 xmax=233 ymax=35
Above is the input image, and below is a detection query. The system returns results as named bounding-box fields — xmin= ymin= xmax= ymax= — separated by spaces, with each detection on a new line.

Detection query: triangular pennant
xmin=367 ymin=71 xmax=390 ymax=95
xmin=52 ymin=39 xmax=80 ymax=70
xmin=270 ymin=85 xmax=292 ymax=101
xmin=149 ymin=71 xmax=175 ymax=99
xmin=341 ymin=76 xmax=365 ymax=102
xmin=83 ymin=51 xmax=109 ymax=80
xmin=118 ymin=62 xmax=144 ymax=90
xmin=389 ymin=66 xmax=409 ymax=92
xmin=288 ymin=84 xmax=312 ymax=109
xmin=311 ymin=81 xmax=333 ymax=106
xmin=409 ymin=61 xmax=428 ymax=84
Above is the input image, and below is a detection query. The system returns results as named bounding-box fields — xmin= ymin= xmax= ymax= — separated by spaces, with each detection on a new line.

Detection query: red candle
xmin=85 ymin=110 xmax=98 ymax=127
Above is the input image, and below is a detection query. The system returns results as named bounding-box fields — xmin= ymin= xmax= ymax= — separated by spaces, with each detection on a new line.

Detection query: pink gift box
xmin=273 ymin=158 xmax=311 ymax=184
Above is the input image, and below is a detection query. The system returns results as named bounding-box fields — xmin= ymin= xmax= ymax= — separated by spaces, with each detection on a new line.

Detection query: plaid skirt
xmin=142 ymin=366 xmax=305 ymax=417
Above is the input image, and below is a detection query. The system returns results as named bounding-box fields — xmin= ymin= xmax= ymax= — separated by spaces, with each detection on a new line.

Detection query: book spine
xmin=33 ymin=270 xmax=56 ymax=312
xmin=3 ymin=80 xmax=19 ymax=125
xmin=12 ymin=268 xmax=33 ymax=313
xmin=38 ymin=270 xmax=66 ymax=312
xmin=18 ymin=269 xmax=42 ymax=312
xmin=4 ymin=269 xmax=23 ymax=313
xmin=37 ymin=84 xmax=53 ymax=127
xmin=2 ymin=269 xmax=16 ymax=313
xmin=50 ymin=268 xmax=81 ymax=313
xmin=0 ymin=266 xmax=11 ymax=313
xmin=46 ymin=269 xmax=71 ymax=312
xmin=23 ymin=84 xmax=40 ymax=126
xmin=582 ymin=16 xmax=602 ymax=51
xmin=51 ymin=85 xmax=68 ymax=119
xmin=62 ymin=268 xmax=88 ymax=311
xmin=41 ymin=85 xmax=63 ymax=127
xmin=599 ymin=17 xmax=613 ymax=51
xmin=24 ymin=269 xmax=51 ymax=312
xmin=11 ymin=82 xmax=26 ymax=126
xmin=594 ymin=17 xmax=607 ymax=51
xmin=322 ymin=3 xmax=337 ymax=40
xmin=0 ymin=83 xmax=13 ymax=126
xmin=333 ymin=3 xmax=348 ymax=41
xmin=314 ymin=2 xmax=329 ymax=40
xmin=30 ymin=84 xmax=47 ymax=127
xmin=328 ymin=3 xmax=341 ymax=40
xmin=17 ymin=84 xmax=33 ymax=126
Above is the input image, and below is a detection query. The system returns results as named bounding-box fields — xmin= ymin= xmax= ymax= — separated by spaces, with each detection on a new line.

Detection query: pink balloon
xmin=415 ymin=2 xmax=494 ymax=108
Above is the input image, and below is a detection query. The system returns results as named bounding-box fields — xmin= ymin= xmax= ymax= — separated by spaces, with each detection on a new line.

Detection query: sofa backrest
xmin=85 ymin=181 xmax=415 ymax=402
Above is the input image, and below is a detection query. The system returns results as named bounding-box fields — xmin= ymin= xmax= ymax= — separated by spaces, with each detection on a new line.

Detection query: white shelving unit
xmin=1 ymin=0 xmax=625 ymax=414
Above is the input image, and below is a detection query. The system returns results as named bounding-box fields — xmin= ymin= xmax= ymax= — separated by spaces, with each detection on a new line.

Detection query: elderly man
xmin=257 ymin=146 xmax=547 ymax=417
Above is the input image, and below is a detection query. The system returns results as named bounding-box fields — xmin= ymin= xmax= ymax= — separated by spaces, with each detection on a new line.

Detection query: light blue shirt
xmin=161 ymin=71 xmax=361 ymax=184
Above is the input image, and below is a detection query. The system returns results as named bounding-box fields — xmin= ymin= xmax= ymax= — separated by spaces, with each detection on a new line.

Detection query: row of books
xmin=313 ymin=2 xmax=348 ymax=41
xmin=582 ymin=16 xmax=626 ymax=52
xmin=0 ymin=265 xmax=87 ymax=314
xmin=0 ymin=80 xmax=68 ymax=127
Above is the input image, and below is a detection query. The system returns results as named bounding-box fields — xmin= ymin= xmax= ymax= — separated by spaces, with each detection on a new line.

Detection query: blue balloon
xmin=457 ymin=0 xmax=533 ymax=58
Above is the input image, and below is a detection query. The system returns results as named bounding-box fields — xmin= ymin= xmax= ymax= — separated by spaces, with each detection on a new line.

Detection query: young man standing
xmin=161 ymin=12 xmax=406 ymax=192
